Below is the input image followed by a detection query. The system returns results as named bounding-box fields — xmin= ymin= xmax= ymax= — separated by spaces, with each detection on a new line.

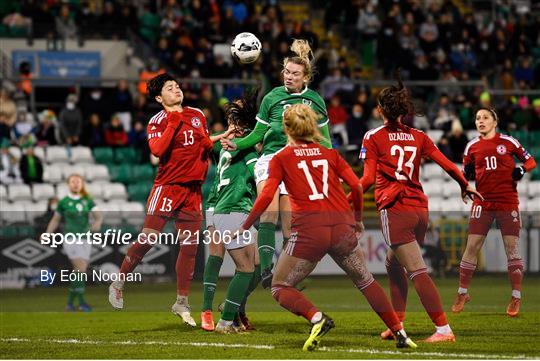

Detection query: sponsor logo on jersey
xmin=191 ymin=117 xmax=201 ymax=128
xmin=151 ymin=125 xmax=157 ymax=131
xmin=302 ymin=99 xmax=312 ymax=106
xmin=511 ymin=210 xmax=518 ymax=218
xmin=497 ymin=144 xmax=507 ymax=155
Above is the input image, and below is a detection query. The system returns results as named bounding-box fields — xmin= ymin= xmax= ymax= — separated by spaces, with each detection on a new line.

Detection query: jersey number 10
xmin=297 ymin=159 xmax=329 ymax=200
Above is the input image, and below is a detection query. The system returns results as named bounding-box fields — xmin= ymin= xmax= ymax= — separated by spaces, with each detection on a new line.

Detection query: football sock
xmin=409 ymin=268 xmax=448 ymax=327
xmin=271 ymin=284 xmax=318 ymax=322
xmin=239 ymin=264 xmax=261 ymax=314
xmin=67 ymin=280 xmax=77 ymax=305
xmin=202 ymin=255 xmax=223 ymax=311
xmin=357 ymin=277 xmax=402 ymax=333
xmin=507 ymin=258 xmax=524 ymax=297
xmin=176 ymin=242 xmax=198 ymax=296
xmin=458 ymin=260 xmax=476 ymax=293
xmin=75 ymin=273 xmax=86 ymax=304
xmin=385 ymin=256 xmax=408 ymax=322
xmin=436 ymin=324 xmax=453 ymax=335
xmin=222 ymin=271 xmax=253 ymax=321
xmin=258 ymin=223 xmax=276 ymax=272
xmin=120 ymin=234 xmax=153 ymax=274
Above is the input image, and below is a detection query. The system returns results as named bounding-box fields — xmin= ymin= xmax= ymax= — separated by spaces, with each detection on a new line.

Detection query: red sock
xmin=409 ymin=269 xmax=448 ymax=327
xmin=176 ymin=242 xmax=198 ymax=296
xmin=459 ymin=260 xmax=476 ymax=291
xmin=385 ymin=257 xmax=408 ymax=322
xmin=271 ymin=285 xmax=318 ymax=321
xmin=120 ymin=235 xmax=153 ymax=274
xmin=507 ymin=258 xmax=524 ymax=293
xmin=359 ymin=278 xmax=402 ymax=333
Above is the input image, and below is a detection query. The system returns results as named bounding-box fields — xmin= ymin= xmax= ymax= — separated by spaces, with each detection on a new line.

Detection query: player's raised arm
xmin=147 ymin=111 xmax=183 ymax=157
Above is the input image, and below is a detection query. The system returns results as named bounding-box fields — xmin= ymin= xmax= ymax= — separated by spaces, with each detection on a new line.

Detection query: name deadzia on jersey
xmin=389 ymin=133 xmax=415 ymax=141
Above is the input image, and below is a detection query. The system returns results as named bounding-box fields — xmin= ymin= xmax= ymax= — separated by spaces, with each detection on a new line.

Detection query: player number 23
xmin=391 ymin=145 xmax=417 ymax=180
xmin=297 ymin=159 xmax=329 ymax=200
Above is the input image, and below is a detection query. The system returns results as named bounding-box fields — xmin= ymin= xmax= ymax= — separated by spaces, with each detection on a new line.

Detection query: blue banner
xmin=12 ymin=50 xmax=101 ymax=78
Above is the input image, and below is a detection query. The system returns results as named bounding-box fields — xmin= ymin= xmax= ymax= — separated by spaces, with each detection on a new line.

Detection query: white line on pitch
xmin=1 ymin=338 xmax=274 ymax=350
xmin=319 ymin=346 xmax=536 ymax=360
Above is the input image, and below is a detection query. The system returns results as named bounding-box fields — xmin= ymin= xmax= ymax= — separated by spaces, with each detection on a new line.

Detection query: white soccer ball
xmin=231 ymin=32 xmax=262 ymax=64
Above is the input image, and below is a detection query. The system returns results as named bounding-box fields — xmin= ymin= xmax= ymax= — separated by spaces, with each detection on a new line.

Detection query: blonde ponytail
xmin=283 ymin=104 xmax=323 ymax=143
xmin=282 ymin=39 xmax=314 ymax=84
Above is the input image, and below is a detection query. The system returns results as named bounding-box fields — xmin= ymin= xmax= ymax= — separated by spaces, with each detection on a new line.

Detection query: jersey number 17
xmin=297 ymin=159 xmax=329 ymax=200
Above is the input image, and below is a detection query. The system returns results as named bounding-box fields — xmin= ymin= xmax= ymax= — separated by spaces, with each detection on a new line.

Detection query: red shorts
xmin=468 ymin=201 xmax=521 ymax=237
xmin=380 ymin=202 xmax=428 ymax=247
xmin=284 ymin=223 xmax=358 ymax=262
xmin=143 ymin=183 xmax=202 ymax=233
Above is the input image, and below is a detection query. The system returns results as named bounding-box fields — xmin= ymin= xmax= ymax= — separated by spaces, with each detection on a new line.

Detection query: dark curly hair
xmin=147 ymin=73 xmax=177 ymax=100
xmin=224 ymin=89 xmax=259 ymax=131
xmin=377 ymin=69 xmax=418 ymax=122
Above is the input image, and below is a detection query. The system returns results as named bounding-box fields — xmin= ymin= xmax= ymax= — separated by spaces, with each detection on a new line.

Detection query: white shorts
xmin=63 ymin=241 xmax=92 ymax=261
xmin=214 ymin=212 xmax=256 ymax=250
xmin=205 ymin=208 xmax=216 ymax=228
xmin=254 ymin=153 xmax=288 ymax=195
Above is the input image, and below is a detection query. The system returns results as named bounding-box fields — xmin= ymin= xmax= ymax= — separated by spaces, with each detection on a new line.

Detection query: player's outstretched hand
xmin=462 ymin=185 xmax=484 ymax=204
xmin=220 ymin=138 xmax=238 ymax=151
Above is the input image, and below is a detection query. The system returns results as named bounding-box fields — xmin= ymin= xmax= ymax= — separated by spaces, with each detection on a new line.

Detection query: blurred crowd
xmin=1 ymin=0 xmax=539 ymax=163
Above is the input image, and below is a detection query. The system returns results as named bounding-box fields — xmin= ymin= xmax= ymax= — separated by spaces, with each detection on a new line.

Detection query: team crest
xmin=497 ymin=145 xmax=507 ymax=155
xmin=191 ymin=117 xmax=201 ymax=128
xmin=302 ymin=99 xmax=312 ymax=106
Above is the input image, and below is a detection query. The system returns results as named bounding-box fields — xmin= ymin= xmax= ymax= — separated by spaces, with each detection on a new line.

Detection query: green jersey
xmin=56 ymin=195 xmax=96 ymax=233
xmin=256 ymin=86 xmax=329 ymax=155
xmin=204 ymin=138 xmax=223 ymax=210
xmin=214 ymin=148 xmax=258 ymax=214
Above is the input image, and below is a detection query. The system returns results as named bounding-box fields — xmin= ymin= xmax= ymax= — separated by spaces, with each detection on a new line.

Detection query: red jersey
xmin=463 ymin=133 xmax=532 ymax=204
xmin=147 ymin=107 xmax=212 ymax=186
xmin=360 ymin=124 xmax=467 ymax=210
xmin=243 ymin=143 xmax=362 ymax=229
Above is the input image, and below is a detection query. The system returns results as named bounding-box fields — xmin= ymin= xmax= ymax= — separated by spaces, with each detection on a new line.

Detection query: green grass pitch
xmin=1 ymin=275 xmax=539 ymax=359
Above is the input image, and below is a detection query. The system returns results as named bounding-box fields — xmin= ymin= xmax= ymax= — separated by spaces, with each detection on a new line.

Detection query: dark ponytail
xmin=377 ymin=69 xmax=418 ymax=122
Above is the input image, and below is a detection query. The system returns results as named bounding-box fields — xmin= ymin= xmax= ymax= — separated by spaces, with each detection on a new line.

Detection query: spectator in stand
xmin=514 ymin=57 xmax=534 ymax=86
xmin=347 ymin=103 xmax=368 ymax=146
xmin=0 ymin=139 xmax=21 ymax=184
xmin=0 ymin=89 xmax=16 ymax=130
xmin=58 ymin=94 xmax=83 ymax=146
xmin=82 ymin=113 xmax=105 ymax=148
xmin=128 ymin=120 xmax=149 ymax=162
xmin=55 ymin=4 xmax=77 ymax=40
xmin=112 ymin=80 xmax=133 ymax=132
xmin=35 ymin=109 xmax=58 ymax=146
xmin=104 ymin=114 xmax=128 ymax=148
xmin=355 ymin=2 xmax=381 ymax=51
xmin=17 ymin=61 xmax=32 ymax=97
xmin=12 ymin=106 xmax=35 ymax=143
xmin=327 ymin=94 xmax=349 ymax=147
xmin=81 ymin=88 xmax=110 ymax=124
xmin=19 ymin=145 xmax=43 ymax=185
xmin=447 ymin=120 xmax=469 ymax=163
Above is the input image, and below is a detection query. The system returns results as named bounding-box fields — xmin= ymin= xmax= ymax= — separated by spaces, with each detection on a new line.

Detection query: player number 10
xmin=484 ymin=156 xmax=497 ymax=170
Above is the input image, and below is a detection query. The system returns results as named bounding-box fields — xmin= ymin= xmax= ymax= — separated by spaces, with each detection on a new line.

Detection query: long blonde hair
xmin=283 ymin=104 xmax=323 ymax=143
xmin=282 ymin=39 xmax=314 ymax=84
xmin=67 ymin=173 xmax=89 ymax=198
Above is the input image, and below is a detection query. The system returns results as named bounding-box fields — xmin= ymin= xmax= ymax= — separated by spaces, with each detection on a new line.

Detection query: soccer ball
xmin=231 ymin=32 xmax=262 ymax=64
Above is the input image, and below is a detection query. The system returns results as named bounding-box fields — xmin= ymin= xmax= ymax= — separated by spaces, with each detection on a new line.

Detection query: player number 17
xmin=297 ymin=159 xmax=329 ymax=200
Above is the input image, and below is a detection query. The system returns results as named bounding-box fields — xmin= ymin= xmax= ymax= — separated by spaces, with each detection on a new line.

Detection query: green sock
xmin=202 ymin=255 xmax=223 ymax=311
xmin=222 ymin=271 xmax=253 ymax=321
xmin=74 ymin=272 xmax=86 ymax=305
xmin=258 ymin=223 xmax=276 ymax=271
xmin=239 ymin=264 xmax=261 ymax=314
xmin=67 ymin=281 xmax=77 ymax=305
